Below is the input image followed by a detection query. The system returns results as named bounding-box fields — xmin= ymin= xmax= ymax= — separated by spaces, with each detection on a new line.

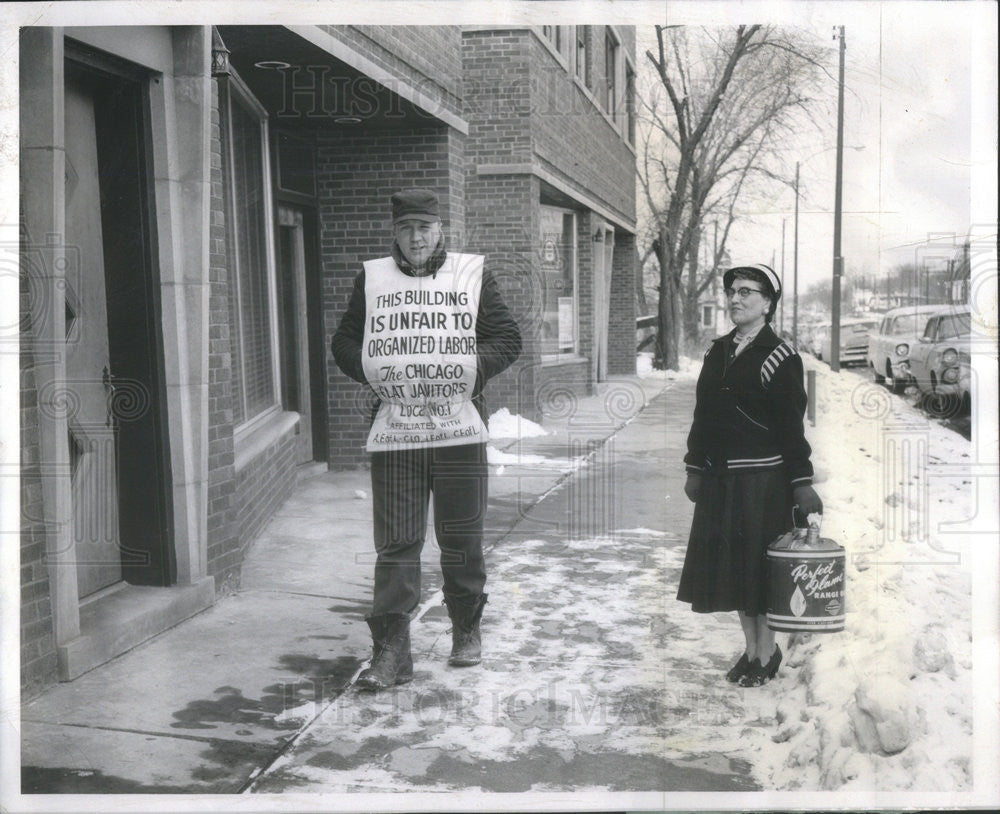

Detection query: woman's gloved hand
xmin=684 ymin=473 xmax=702 ymax=503
xmin=792 ymin=484 xmax=823 ymax=517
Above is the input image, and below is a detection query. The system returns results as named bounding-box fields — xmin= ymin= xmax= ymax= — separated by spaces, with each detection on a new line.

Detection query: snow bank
xmin=487 ymin=407 xmax=548 ymax=439
xmin=757 ymin=357 xmax=974 ymax=791
xmin=636 ymin=351 xmax=701 ymax=381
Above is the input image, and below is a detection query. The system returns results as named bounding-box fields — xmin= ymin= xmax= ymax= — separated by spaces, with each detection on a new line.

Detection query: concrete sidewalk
xmin=20 ymin=373 xmax=696 ymax=795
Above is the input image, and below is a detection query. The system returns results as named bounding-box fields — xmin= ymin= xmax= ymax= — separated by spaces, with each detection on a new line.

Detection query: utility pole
xmin=780 ymin=218 xmax=786 ymax=334
xmin=830 ymin=24 xmax=846 ymax=372
xmin=793 ymin=162 xmax=800 ymax=348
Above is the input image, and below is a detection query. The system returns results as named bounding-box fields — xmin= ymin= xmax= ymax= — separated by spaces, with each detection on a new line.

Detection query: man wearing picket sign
xmin=332 ymin=188 xmax=522 ymax=691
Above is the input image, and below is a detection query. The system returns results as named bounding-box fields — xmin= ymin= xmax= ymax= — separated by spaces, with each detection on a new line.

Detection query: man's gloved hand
xmin=684 ymin=473 xmax=702 ymax=503
xmin=793 ymin=484 xmax=823 ymax=517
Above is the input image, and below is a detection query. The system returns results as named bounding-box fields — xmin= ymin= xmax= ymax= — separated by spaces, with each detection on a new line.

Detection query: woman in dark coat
xmin=677 ymin=263 xmax=822 ymax=687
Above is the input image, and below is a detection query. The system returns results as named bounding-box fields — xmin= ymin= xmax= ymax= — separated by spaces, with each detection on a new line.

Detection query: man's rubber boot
xmin=443 ymin=593 xmax=487 ymax=667
xmin=355 ymin=613 xmax=413 ymax=690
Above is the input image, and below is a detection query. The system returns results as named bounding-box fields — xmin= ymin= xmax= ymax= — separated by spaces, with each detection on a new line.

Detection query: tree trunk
xmin=635 ymin=246 xmax=647 ymax=312
xmin=654 ymin=238 xmax=681 ymax=371
xmin=682 ymin=229 xmax=702 ymax=349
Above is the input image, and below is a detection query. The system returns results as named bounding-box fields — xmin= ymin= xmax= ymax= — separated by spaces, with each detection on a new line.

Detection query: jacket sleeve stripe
xmin=761 ymin=343 xmax=794 ymax=388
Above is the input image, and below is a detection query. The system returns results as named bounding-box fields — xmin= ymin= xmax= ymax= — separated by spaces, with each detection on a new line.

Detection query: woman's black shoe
xmin=738 ymin=657 xmax=765 ymax=687
xmin=725 ymin=652 xmax=751 ymax=683
xmin=739 ymin=644 xmax=782 ymax=688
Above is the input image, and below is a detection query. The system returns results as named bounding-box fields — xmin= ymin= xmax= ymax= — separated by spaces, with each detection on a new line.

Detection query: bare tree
xmin=638 ymin=25 xmax=829 ymax=368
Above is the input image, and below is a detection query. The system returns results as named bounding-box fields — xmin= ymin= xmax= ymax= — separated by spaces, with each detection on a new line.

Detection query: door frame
xmin=276 ymin=204 xmax=316 ymax=464
xmin=272 ymin=129 xmax=328 ymax=463
xmin=64 ymin=41 xmax=175 ymax=587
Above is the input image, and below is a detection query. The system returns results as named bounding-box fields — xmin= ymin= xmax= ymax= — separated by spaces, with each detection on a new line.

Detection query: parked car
xmin=819 ymin=317 xmax=879 ymax=366
xmin=907 ymin=307 xmax=971 ymax=416
xmin=866 ymin=304 xmax=944 ymax=393
xmin=804 ymin=322 xmax=830 ymax=358
xmin=955 ymin=348 xmax=972 ymax=414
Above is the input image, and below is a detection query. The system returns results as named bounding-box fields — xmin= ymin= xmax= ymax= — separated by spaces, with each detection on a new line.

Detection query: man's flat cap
xmin=391 ymin=188 xmax=441 ymax=224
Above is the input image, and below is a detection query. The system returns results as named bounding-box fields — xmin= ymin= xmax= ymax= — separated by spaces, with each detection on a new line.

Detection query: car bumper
xmin=840 ymin=348 xmax=869 ymax=365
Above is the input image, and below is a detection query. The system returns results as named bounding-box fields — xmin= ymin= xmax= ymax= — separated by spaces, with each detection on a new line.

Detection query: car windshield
xmin=889 ymin=313 xmax=928 ymax=334
xmin=935 ymin=313 xmax=971 ymax=340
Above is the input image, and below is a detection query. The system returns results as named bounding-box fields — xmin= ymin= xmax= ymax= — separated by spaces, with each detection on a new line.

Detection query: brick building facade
xmin=18 ymin=24 xmax=637 ymax=695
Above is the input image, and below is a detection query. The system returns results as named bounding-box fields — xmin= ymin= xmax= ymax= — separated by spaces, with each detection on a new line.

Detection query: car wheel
xmin=886 ymin=363 xmax=904 ymax=394
xmin=872 ymin=363 xmax=885 ymax=384
xmin=923 ymin=390 xmax=959 ymax=419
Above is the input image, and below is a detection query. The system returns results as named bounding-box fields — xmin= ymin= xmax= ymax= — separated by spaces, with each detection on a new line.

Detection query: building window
xmin=605 ymin=29 xmax=619 ymax=115
xmin=542 ymin=25 xmax=562 ymax=53
xmin=541 ymin=25 xmax=570 ymax=62
xmin=539 ymin=205 xmax=578 ymax=357
xmin=574 ymin=26 xmax=590 ymax=87
xmin=220 ymin=73 xmax=279 ymax=428
xmin=625 ymin=62 xmax=636 ymax=144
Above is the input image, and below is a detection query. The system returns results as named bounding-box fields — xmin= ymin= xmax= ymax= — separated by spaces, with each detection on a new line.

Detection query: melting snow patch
xmin=488 ymin=407 xmax=548 ymax=439
xmin=486 ymin=445 xmax=580 ymax=472
xmin=272 ymin=701 xmax=316 ymax=723
xmin=616 ymin=527 xmax=669 ymax=536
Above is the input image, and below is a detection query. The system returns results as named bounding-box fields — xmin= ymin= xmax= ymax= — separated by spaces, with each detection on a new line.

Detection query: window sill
xmin=234 ymin=409 xmax=300 ymax=472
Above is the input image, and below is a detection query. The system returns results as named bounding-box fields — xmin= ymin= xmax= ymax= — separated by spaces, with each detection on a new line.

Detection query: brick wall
xmin=461 ymin=29 xmax=534 ymax=171
xmin=316 ymin=124 xmax=466 ymax=468
xmin=206 ymin=80 xmax=240 ymax=592
xmin=608 ymin=231 xmax=637 ymax=374
xmin=535 ymin=358 xmax=590 ymax=406
xmin=462 ymin=30 xmax=541 ymax=421
xmin=20 ymin=259 xmax=59 ymax=698
xmin=529 ymin=27 xmax=636 ymax=224
xmin=464 ymin=169 xmax=540 ymax=421
xmin=461 ymin=26 xmax=638 ymax=418
xmin=235 ymin=431 xmax=297 ymax=555
xmin=317 ymin=26 xmax=463 ymax=120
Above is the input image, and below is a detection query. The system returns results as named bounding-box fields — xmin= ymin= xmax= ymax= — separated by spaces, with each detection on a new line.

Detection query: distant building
xmin=19 ymin=25 xmax=637 ymax=695
xmin=947 ymin=240 xmax=971 ymax=305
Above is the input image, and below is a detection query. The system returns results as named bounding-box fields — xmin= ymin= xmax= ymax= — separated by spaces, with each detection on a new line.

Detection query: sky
xmin=635 ymin=1 xmax=996 ymax=295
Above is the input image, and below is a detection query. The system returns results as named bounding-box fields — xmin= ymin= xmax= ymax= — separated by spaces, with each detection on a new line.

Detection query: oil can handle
xmin=805 ymin=514 xmax=823 ymax=545
xmin=792 ymin=503 xmax=824 ymax=526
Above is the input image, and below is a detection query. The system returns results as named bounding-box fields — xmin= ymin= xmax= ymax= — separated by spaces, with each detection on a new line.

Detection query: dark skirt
xmin=677 ymin=468 xmax=793 ymax=615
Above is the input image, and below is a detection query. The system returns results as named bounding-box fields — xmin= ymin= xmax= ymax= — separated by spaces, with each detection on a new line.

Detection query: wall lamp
xmin=211 ymin=28 xmax=231 ymax=77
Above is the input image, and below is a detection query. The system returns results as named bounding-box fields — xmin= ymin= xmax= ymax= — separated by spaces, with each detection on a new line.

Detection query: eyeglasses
xmin=725 ymin=286 xmax=765 ymax=300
